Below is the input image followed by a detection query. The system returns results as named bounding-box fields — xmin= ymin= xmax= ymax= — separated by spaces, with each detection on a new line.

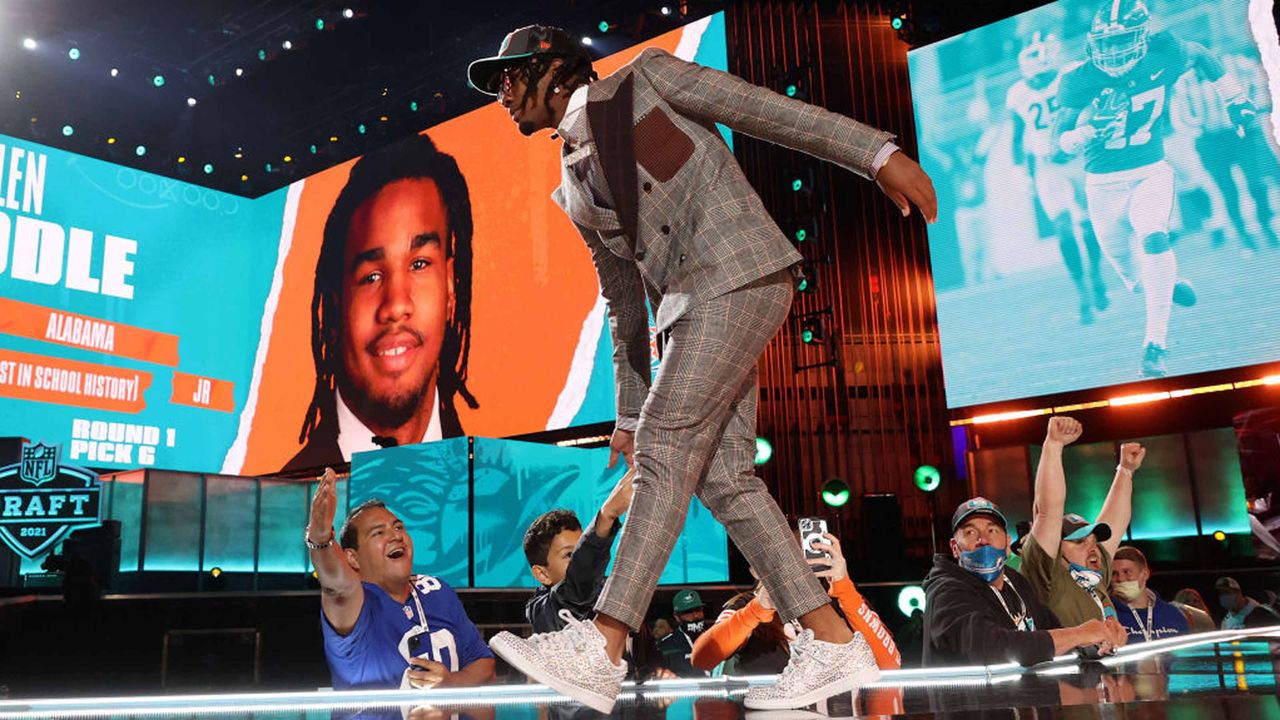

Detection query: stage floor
xmin=2 ymin=628 xmax=1279 ymax=719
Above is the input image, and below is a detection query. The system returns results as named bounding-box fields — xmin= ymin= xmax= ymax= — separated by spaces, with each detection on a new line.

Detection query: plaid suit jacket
xmin=552 ymin=48 xmax=893 ymax=421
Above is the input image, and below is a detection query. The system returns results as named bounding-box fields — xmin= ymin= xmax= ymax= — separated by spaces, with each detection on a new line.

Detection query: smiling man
xmin=284 ymin=134 xmax=478 ymax=472
xmin=306 ymin=468 xmax=495 ymax=690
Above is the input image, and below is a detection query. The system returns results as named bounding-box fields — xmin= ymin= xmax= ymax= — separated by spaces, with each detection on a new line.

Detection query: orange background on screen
xmin=237 ymin=31 xmax=681 ymax=475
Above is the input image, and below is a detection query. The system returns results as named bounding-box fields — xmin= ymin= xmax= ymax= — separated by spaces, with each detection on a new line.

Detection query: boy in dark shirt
xmin=523 ymin=470 xmax=634 ymax=632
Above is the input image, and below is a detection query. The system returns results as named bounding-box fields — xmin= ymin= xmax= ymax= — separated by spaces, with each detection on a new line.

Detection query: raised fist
xmin=1046 ymin=416 xmax=1083 ymax=447
xmin=1118 ymin=443 xmax=1146 ymax=472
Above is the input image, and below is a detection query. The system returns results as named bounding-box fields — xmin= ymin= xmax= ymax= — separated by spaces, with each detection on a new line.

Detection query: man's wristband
xmin=305 ymin=526 xmax=334 ymax=550
xmin=1115 ymin=465 xmax=1134 ymax=477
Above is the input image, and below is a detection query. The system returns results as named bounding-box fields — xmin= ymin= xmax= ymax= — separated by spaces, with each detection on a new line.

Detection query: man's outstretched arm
xmin=1096 ymin=443 xmax=1145 ymax=558
xmin=308 ymin=468 xmax=364 ymax=635
xmin=633 ymin=48 xmax=936 ymax=221
xmin=1030 ymin=417 xmax=1082 ymax=560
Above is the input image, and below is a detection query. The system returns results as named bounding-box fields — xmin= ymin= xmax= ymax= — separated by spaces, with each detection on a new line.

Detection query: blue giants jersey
xmin=322 ymin=575 xmax=493 ymax=690
xmin=1058 ymin=32 xmax=1195 ymax=174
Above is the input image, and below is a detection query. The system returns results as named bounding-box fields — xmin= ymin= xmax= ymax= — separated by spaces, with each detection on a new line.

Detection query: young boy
xmin=523 ymin=470 xmax=635 ymax=632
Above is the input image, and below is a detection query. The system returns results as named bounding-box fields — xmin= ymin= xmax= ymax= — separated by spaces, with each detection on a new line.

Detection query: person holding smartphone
xmin=692 ymin=528 xmax=901 ymax=673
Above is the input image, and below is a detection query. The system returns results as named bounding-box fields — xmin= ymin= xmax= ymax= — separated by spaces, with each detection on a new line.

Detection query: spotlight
xmin=409 ymin=100 xmax=418 ymax=112
xmin=661 ymin=6 xmax=672 ymax=15
xmin=258 ymin=49 xmax=267 ymax=61
xmin=378 ymin=115 xmax=388 ymax=122
xmin=203 ymin=163 xmax=214 ymax=174
xmin=788 ymin=167 xmax=815 ymax=193
xmin=754 ymin=437 xmax=773 ymax=466
xmin=897 ymin=585 xmax=926 ymax=617
xmin=68 ymin=48 xmax=80 ymax=60
xmin=207 ymin=73 xmax=216 ymax=86
xmin=177 ymin=156 xmax=186 ymax=164
xmin=233 ymin=149 xmax=243 ymax=159
xmin=308 ymin=144 xmax=317 ymax=154
xmin=110 ymin=67 xmax=119 ymax=77
xmin=357 ymin=123 xmax=366 ymax=134
xmin=106 ymin=137 xmax=116 ymax=145
xmin=800 ymin=317 xmax=825 ymax=344
xmin=241 ymin=174 xmax=249 ymax=182
xmin=1213 ymin=530 xmax=1227 ymax=542
xmin=581 ymin=36 xmax=593 ymax=46
xmin=135 ymin=145 xmax=146 ymax=156
xmin=598 ymin=21 xmax=614 ymax=33
xmin=22 ymin=38 xmax=37 ymax=51
xmin=821 ymin=478 xmax=850 ymax=508
xmin=235 ymin=67 xmax=245 ymax=77
xmin=152 ymin=74 xmax=165 ymax=87
xmin=283 ymin=155 xmax=292 ymax=163
xmin=282 ymin=40 xmax=293 ymax=50
xmin=891 ymin=15 xmax=905 ymax=30
xmin=797 ymin=264 xmax=816 ymax=293
xmin=343 ymin=7 xmax=355 ymax=19
xmin=265 ymin=163 xmax=273 ymax=172
xmin=61 ymin=125 xmax=73 ymax=137
xmin=12 ymin=90 xmax=18 ymax=99
xmin=315 ymin=18 xmax=325 ymax=30
xmin=210 ymin=567 xmax=223 ymax=578
xmin=790 ymin=214 xmax=818 ymax=243
xmin=329 ymin=135 xmax=338 ymax=142
xmin=914 ymin=464 xmax=941 ymax=492
xmin=186 ymin=97 xmax=197 ymax=107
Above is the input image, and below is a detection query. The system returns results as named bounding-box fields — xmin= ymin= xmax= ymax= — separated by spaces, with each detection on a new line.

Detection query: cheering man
xmin=467 ymin=25 xmax=936 ymax=712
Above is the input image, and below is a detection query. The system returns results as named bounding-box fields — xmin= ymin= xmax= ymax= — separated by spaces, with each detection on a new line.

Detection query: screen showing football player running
xmin=909 ymin=0 xmax=1280 ymax=408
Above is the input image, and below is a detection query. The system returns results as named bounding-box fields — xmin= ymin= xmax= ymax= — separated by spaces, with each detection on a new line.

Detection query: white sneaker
xmin=489 ymin=609 xmax=627 ymax=713
xmin=743 ymin=629 xmax=880 ymax=710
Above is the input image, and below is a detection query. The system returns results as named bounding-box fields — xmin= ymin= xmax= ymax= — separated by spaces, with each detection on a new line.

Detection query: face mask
xmin=958 ymin=543 xmax=1007 ymax=584
xmin=1068 ymin=561 xmax=1103 ymax=590
xmin=1219 ymin=594 xmax=1239 ymax=611
xmin=681 ymin=619 xmax=706 ymax=636
xmin=1113 ymin=580 xmax=1142 ymax=602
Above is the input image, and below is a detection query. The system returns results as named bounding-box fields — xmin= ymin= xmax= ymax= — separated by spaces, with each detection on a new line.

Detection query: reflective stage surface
xmin=3 ymin=628 xmax=1279 ymax=719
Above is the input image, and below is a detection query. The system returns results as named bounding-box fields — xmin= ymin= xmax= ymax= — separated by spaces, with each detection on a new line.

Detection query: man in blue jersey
xmin=306 ymin=468 xmax=495 ymax=689
xmin=1052 ymin=0 xmax=1256 ymax=378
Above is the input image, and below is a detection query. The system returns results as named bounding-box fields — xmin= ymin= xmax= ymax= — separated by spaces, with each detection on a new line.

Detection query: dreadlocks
xmin=299 ymin=134 xmax=478 ymax=447
xmin=517 ymin=54 xmax=598 ymax=112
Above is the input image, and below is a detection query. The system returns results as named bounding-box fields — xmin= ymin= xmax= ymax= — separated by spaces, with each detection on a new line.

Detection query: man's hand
xmin=808 ymin=533 xmax=849 ymax=583
xmin=307 ymin=467 xmax=338 ymax=543
xmin=1059 ymin=125 xmax=1099 ymax=155
xmin=1045 ymin=416 xmax=1083 ymax=448
xmin=406 ymin=659 xmax=450 ymax=689
xmin=598 ymin=466 xmax=637 ymax=532
xmin=1227 ymin=98 xmax=1258 ymax=137
xmin=1096 ymin=617 xmax=1129 ymax=655
xmin=875 ymin=151 xmax=938 ymax=223
xmin=1118 ymin=443 xmax=1146 ymax=473
xmin=608 ymin=428 xmax=635 ymax=469
xmin=756 ymin=582 xmax=774 ymax=611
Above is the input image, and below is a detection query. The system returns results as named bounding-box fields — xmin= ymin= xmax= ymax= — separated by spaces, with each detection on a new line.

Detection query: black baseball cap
xmin=1061 ymin=513 xmax=1111 ymax=543
xmin=951 ymin=497 xmax=1008 ymax=533
xmin=467 ymin=25 xmax=591 ymax=96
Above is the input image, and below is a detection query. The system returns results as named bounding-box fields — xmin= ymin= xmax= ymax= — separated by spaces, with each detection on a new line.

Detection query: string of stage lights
xmin=12 ymin=7 xmax=367 ymax=184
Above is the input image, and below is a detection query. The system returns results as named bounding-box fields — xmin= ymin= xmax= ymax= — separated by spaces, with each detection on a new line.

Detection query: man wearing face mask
xmin=1214 ymin=577 xmax=1280 ymax=630
xmin=923 ymin=497 xmax=1126 ymax=666
xmin=1021 ymin=416 xmax=1144 ymax=628
xmin=1110 ymin=546 xmax=1189 ymax=642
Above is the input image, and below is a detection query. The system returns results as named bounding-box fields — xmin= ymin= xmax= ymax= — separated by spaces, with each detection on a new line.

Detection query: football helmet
xmin=1088 ymin=0 xmax=1150 ymax=77
xmin=1018 ymin=32 xmax=1063 ymax=84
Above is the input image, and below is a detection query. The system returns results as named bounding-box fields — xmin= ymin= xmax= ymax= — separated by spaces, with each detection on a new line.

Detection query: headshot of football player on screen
xmin=283 ymin=134 xmax=478 ymax=472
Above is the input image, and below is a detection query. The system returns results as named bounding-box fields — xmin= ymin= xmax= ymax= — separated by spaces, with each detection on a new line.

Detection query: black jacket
xmin=526 ymin=516 xmax=619 ymax=633
xmin=923 ymin=553 xmax=1061 ymax=667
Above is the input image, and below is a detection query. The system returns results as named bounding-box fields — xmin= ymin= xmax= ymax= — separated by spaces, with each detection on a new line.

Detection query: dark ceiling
xmin=0 ymin=0 xmax=726 ymax=198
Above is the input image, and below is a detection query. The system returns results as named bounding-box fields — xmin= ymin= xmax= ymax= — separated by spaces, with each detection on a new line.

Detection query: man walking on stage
xmin=468 ymin=25 xmax=936 ymax=711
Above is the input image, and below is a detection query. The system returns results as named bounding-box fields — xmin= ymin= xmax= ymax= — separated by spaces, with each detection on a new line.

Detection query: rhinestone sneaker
xmin=489 ymin=609 xmax=627 ymax=713
xmin=743 ymin=629 xmax=880 ymax=710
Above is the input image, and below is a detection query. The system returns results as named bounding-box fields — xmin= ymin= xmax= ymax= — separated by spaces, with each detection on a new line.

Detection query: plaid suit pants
xmin=594 ymin=268 xmax=830 ymax=629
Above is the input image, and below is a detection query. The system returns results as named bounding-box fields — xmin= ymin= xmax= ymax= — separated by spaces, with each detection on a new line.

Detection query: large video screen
xmin=0 ymin=14 xmax=729 ymax=473
xmin=909 ymin=0 xmax=1280 ymax=408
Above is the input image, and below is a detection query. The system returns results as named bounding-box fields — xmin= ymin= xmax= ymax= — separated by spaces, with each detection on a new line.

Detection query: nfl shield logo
xmin=20 ymin=443 xmax=58 ymax=487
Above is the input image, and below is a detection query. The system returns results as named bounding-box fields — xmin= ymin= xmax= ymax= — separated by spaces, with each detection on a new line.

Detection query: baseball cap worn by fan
xmin=1061 ymin=513 xmax=1111 ymax=543
xmin=951 ymin=496 xmax=1008 ymax=533
xmin=673 ymin=589 xmax=702 ymax=613
xmin=467 ymin=25 xmax=591 ymax=96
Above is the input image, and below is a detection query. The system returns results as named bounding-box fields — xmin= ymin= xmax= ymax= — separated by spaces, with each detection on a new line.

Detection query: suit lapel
xmin=587 ymin=73 xmax=639 ymax=248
